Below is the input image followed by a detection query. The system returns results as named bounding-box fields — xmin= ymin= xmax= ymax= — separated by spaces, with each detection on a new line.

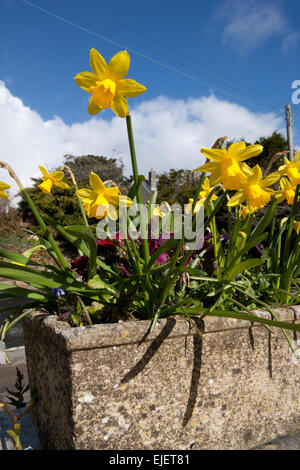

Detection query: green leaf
xmin=0 ymin=261 xmax=82 ymax=290
xmin=128 ymin=175 xmax=146 ymax=200
xmin=0 ymin=250 xmax=39 ymax=266
xmin=250 ymin=199 xmax=277 ymax=239
xmin=231 ymin=232 xmax=268 ymax=265
xmin=64 ymin=225 xmax=97 ymax=280
xmin=54 ymin=223 xmax=118 ymax=277
xmin=0 ymin=282 xmax=49 ymax=300
xmin=204 ymin=308 xmax=300 ymax=332
xmin=204 ymin=191 xmax=228 ymax=230
xmin=224 ymin=258 xmax=264 ymax=281
xmin=146 ymin=238 xmax=178 ymax=272
xmin=87 ymin=274 xmax=117 ymax=294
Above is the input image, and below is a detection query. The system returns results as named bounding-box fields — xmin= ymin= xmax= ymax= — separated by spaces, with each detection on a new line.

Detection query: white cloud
xmin=216 ymin=0 xmax=289 ymax=55
xmin=0 ymin=81 xmax=284 ymax=204
xmin=281 ymin=32 xmax=300 ymax=54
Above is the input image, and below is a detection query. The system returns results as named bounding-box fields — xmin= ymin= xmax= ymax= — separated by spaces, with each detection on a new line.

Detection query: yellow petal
xmin=111 ymin=94 xmax=129 ymax=118
xmin=227 ymin=141 xmax=246 ymax=157
xmin=88 ymin=96 xmax=101 ymax=115
xmin=240 ymin=162 xmax=254 ymax=176
xmin=220 ymin=157 xmax=247 ymax=190
xmin=104 ymin=186 xmax=120 ymax=205
xmin=294 ymin=220 xmax=300 ymax=234
xmin=89 ymin=49 xmax=107 ymax=79
xmin=237 ymin=144 xmax=263 ymax=162
xmin=55 ymin=181 xmax=70 ymax=190
xmin=208 ymin=170 xmax=223 ymax=186
xmin=201 ymin=148 xmax=226 ymax=162
xmin=106 ymin=204 xmax=118 ymax=220
xmin=51 ymin=171 xmax=65 ymax=182
xmin=251 ymin=165 xmax=263 ymax=182
xmin=185 ymin=199 xmax=193 ymax=215
xmin=227 ymin=191 xmax=246 ymax=207
xmin=0 ymin=190 xmax=9 ymax=200
xmin=90 ymin=202 xmax=109 ymax=219
xmin=39 ymin=179 xmax=53 ymax=194
xmin=115 ymin=194 xmax=133 ymax=207
xmin=39 ymin=166 xmax=50 ymax=178
xmin=261 ymin=172 xmax=280 ymax=187
xmin=107 ymin=51 xmax=130 ymax=82
xmin=193 ymin=162 xmax=216 ymax=172
xmin=0 ymin=181 xmax=10 ymax=191
xmin=117 ymin=79 xmax=146 ymax=97
xmin=294 ymin=150 xmax=300 ymax=162
xmin=76 ymin=188 xmax=96 ymax=200
xmin=74 ymin=72 xmax=97 ymax=92
xmin=89 ymin=172 xmax=106 ymax=193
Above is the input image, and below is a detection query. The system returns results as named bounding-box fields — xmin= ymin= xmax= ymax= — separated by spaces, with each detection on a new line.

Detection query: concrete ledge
xmin=23 ymin=311 xmax=300 ymax=450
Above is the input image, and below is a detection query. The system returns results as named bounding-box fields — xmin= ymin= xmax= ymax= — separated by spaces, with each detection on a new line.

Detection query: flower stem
xmin=126 ymin=114 xmax=150 ymax=265
xmin=0 ymin=161 xmax=70 ymax=271
xmin=21 ymin=188 xmax=70 ymax=270
xmin=60 ymin=165 xmax=89 ymax=228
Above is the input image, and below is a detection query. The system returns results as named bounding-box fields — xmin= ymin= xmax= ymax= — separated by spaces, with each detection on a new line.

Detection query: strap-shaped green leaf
xmin=0 ymin=282 xmax=49 ymax=300
xmin=146 ymin=238 xmax=178 ymax=272
xmin=55 ymin=223 xmax=118 ymax=277
xmin=0 ymin=261 xmax=82 ymax=290
xmin=230 ymin=232 xmax=268 ymax=266
xmin=0 ymin=250 xmax=39 ymax=266
xmin=250 ymin=199 xmax=277 ymax=239
xmin=128 ymin=175 xmax=146 ymax=200
xmin=204 ymin=308 xmax=300 ymax=332
xmin=224 ymin=258 xmax=264 ymax=281
xmin=64 ymin=225 xmax=97 ymax=280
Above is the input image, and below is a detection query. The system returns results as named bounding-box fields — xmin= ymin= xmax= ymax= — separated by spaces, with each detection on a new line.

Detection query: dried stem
xmin=0 ymin=161 xmax=24 ymax=190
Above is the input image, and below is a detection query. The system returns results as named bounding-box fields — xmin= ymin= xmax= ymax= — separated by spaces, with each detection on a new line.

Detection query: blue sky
xmin=1 ymin=0 xmax=300 ymax=197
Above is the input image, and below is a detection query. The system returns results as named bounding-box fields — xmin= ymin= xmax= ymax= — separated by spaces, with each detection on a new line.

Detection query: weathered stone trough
xmin=23 ymin=308 xmax=300 ymax=450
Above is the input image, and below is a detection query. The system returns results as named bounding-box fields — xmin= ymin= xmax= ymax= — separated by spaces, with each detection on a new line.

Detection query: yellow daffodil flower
xmin=38 ymin=166 xmax=70 ymax=194
xmin=76 ymin=172 xmax=132 ymax=220
xmin=294 ymin=220 xmax=300 ymax=235
xmin=0 ymin=181 xmax=10 ymax=200
xmin=239 ymin=205 xmax=252 ymax=218
xmin=278 ymin=150 xmax=300 ymax=185
xmin=150 ymin=201 xmax=171 ymax=218
xmin=74 ymin=49 xmax=146 ymax=118
xmin=185 ymin=198 xmax=202 ymax=215
xmin=194 ymin=141 xmax=263 ymax=191
xmin=198 ymin=178 xmax=218 ymax=201
xmin=227 ymin=165 xmax=279 ymax=213
xmin=274 ymin=177 xmax=300 ymax=205
xmin=185 ymin=178 xmax=218 ymax=214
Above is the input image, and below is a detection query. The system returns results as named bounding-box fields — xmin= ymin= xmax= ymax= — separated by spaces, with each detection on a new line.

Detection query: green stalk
xmin=126 ymin=114 xmax=150 ymax=264
xmin=61 ymin=165 xmax=90 ymax=229
xmin=22 ymin=189 xmax=70 ymax=270
xmin=74 ymin=184 xmax=89 ymax=228
xmin=208 ymin=203 xmax=222 ymax=279
xmin=233 ymin=284 xmax=298 ymax=357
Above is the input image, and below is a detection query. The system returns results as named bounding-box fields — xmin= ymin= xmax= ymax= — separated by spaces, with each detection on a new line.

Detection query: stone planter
xmin=22 ymin=308 xmax=300 ymax=450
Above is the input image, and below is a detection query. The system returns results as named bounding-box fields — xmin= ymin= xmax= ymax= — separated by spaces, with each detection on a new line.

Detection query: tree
xmin=156 ymin=169 xmax=201 ymax=207
xmin=63 ymin=154 xmax=124 ymax=186
xmin=238 ymin=132 xmax=288 ymax=173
